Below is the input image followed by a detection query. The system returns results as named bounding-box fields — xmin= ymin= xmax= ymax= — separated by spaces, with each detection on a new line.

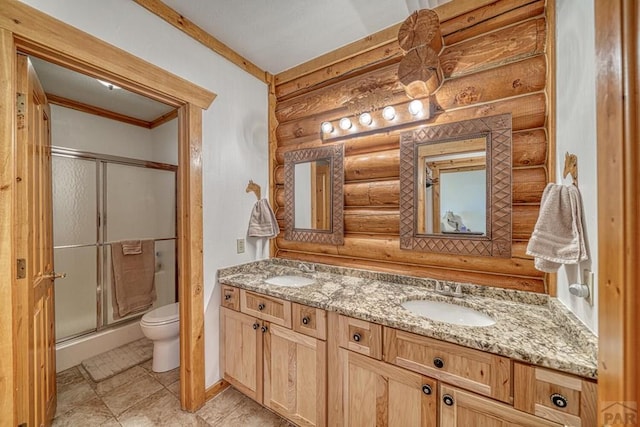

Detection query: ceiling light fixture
xmin=408 ymin=99 xmax=423 ymax=116
xmin=382 ymin=106 xmax=396 ymax=121
xmin=321 ymin=121 xmax=334 ymax=133
xmin=97 ymin=79 xmax=121 ymax=90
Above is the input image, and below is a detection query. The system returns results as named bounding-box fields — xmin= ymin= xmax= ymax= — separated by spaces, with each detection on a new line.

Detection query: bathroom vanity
xmin=218 ymin=260 xmax=597 ymax=427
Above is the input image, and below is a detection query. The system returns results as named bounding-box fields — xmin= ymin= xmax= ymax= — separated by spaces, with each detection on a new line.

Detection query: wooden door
xmin=264 ymin=323 xmax=326 ymax=427
xmin=15 ymin=54 xmax=57 ymax=426
xmin=440 ymin=384 xmax=561 ymax=427
xmin=219 ymin=307 xmax=263 ymax=402
xmin=341 ymin=349 xmax=437 ymax=427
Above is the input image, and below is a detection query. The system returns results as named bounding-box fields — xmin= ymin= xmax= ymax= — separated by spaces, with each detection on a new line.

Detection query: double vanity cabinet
xmin=219 ymin=264 xmax=597 ymax=427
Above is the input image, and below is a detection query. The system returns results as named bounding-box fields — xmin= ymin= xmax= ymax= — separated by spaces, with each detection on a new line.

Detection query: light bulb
xmin=359 ymin=112 xmax=372 ymax=126
xmin=321 ymin=121 xmax=334 ymax=133
xmin=339 ymin=117 xmax=352 ymax=130
xmin=382 ymin=106 xmax=396 ymax=121
xmin=97 ymin=79 xmax=121 ymax=90
xmin=408 ymin=100 xmax=423 ymax=116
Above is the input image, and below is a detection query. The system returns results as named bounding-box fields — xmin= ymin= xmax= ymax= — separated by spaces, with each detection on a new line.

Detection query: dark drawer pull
xmin=302 ymin=316 xmax=310 ymax=325
xmin=261 ymin=325 xmax=268 ymax=333
xmin=224 ymin=294 xmax=232 ymax=301
xmin=443 ymin=394 xmax=454 ymax=406
xmin=258 ymin=303 xmax=266 ymax=311
xmin=252 ymin=323 xmax=259 ymax=330
xmin=353 ymin=333 xmax=361 ymax=342
xmin=422 ymin=385 xmax=432 ymax=395
xmin=433 ymin=357 xmax=445 ymax=369
xmin=550 ymin=393 xmax=568 ymax=408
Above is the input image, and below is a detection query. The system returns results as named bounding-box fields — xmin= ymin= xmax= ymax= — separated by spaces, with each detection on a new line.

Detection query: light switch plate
xmin=236 ymin=238 xmax=245 ymax=254
xmin=584 ymin=269 xmax=594 ymax=306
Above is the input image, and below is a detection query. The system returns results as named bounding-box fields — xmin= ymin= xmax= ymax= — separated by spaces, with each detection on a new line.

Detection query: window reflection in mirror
xmin=294 ymin=159 xmax=331 ymax=231
xmin=417 ymin=137 xmax=487 ymax=236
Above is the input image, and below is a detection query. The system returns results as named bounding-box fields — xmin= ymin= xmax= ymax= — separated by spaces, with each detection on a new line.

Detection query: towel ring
xmin=562 ymin=152 xmax=578 ymax=186
xmin=246 ymin=180 xmax=261 ymax=200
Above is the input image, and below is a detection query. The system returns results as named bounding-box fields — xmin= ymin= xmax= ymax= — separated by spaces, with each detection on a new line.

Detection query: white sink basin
xmin=402 ymin=300 xmax=496 ymax=327
xmin=264 ymin=275 xmax=315 ymax=287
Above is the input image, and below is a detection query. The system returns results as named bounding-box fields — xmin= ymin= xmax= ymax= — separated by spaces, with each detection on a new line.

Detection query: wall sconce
xmin=321 ymin=98 xmax=431 ymax=142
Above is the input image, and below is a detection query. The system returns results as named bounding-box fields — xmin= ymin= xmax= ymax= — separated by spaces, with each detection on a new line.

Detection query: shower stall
xmin=52 ymin=147 xmax=177 ymax=347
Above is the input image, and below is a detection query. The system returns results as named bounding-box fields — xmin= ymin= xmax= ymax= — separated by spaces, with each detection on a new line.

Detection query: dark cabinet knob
xmin=261 ymin=326 xmax=268 ymax=333
xmin=353 ymin=333 xmax=361 ymax=342
xmin=302 ymin=316 xmax=310 ymax=325
xmin=433 ymin=357 xmax=445 ymax=369
xmin=252 ymin=323 xmax=259 ymax=330
xmin=550 ymin=393 xmax=568 ymax=408
xmin=258 ymin=303 xmax=266 ymax=311
xmin=422 ymin=385 xmax=432 ymax=395
xmin=224 ymin=294 xmax=232 ymax=301
xmin=443 ymin=394 xmax=454 ymax=406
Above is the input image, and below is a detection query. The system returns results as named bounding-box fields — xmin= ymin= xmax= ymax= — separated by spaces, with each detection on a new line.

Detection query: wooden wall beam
xmin=132 ymin=0 xmax=267 ymax=83
xmin=47 ymin=93 xmax=153 ymax=128
xmin=150 ymin=109 xmax=178 ymax=129
xmin=0 ymin=1 xmax=216 ymax=109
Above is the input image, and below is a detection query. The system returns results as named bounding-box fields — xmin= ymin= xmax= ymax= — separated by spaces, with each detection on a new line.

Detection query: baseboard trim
xmin=205 ymin=379 xmax=230 ymax=401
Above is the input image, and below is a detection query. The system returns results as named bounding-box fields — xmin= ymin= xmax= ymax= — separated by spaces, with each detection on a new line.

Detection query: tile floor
xmin=54 ymin=361 xmax=294 ymax=426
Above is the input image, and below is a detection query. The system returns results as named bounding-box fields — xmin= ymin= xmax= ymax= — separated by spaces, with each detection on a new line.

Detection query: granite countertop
xmin=218 ymin=259 xmax=598 ymax=380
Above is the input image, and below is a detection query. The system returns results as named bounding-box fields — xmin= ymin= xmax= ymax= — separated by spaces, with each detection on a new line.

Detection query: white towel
xmin=526 ymin=184 xmax=589 ymax=272
xmin=247 ymin=198 xmax=280 ymax=238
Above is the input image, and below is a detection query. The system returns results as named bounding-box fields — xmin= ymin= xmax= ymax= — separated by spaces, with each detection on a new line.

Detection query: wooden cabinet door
xmin=264 ymin=323 xmax=326 ymax=427
xmin=440 ymin=384 xmax=562 ymax=427
xmin=220 ymin=307 xmax=263 ymax=402
xmin=341 ymin=349 xmax=437 ymax=427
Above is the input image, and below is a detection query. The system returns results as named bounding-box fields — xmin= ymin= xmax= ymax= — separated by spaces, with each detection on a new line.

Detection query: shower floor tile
xmin=54 ymin=360 xmax=294 ymax=426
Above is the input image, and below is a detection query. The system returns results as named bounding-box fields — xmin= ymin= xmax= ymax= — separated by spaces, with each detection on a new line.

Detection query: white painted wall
xmin=23 ymin=0 xmax=269 ymax=386
xmin=555 ymin=0 xmax=598 ymax=334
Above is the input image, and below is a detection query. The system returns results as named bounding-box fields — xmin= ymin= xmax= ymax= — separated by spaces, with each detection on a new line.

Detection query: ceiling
xmin=162 ymin=0 xmax=451 ymax=74
xmin=28 ymin=0 xmax=452 ymax=121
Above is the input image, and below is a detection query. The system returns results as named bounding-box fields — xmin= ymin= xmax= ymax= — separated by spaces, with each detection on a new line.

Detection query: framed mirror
xmin=399 ymin=114 xmax=512 ymax=257
xmin=284 ymin=144 xmax=344 ymax=245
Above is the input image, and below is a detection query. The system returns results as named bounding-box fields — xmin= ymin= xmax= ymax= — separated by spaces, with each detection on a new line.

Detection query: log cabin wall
xmin=271 ymin=0 xmax=552 ymax=294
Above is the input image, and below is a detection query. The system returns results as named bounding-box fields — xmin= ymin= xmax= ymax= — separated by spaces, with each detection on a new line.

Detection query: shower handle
xmin=43 ymin=271 xmax=67 ymax=280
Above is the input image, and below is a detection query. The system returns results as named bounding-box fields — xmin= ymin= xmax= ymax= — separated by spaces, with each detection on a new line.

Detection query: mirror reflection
xmin=417 ymin=137 xmax=487 ymax=236
xmin=294 ymin=159 xmax=331 ymax=231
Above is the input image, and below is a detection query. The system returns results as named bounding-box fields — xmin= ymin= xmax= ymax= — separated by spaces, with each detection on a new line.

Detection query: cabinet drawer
xmin=514 ymin=363 xmax=596 ymax=426
xmin=240 ymin=290 xmax=292 ymax=328
xmin=292 ymin=303 xmax=327 ymax=340
xmin=338 ymin=315 xmax=382 ymax=360
xmin=384 ymin=328 xmax=511 ymax=403
xmin=221 ymin=285 xmax=240 ymax=311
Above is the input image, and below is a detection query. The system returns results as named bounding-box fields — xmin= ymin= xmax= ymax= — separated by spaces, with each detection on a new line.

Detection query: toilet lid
xmin=142 ymin=302 xmax=179 ymax=325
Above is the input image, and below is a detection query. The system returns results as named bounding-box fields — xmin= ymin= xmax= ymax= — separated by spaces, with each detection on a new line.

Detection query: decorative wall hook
xmin=246 ymin=180 xmax=261 ymax=200
xmin=562 ymin=152 xmax=578 ymax=186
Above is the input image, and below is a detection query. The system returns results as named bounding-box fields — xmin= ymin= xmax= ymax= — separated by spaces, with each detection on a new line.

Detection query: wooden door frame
xmin=595 ymin=0 xmax=639 ymax=423
xmin=0 ymin=2 xmax=216 ymax=423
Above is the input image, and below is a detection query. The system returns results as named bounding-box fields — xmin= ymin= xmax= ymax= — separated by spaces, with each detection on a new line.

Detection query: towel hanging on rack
xmin=247 ymin=198 xmax=280 ymax=238
xmin=526 ymin=183 xmax=589 ymax=272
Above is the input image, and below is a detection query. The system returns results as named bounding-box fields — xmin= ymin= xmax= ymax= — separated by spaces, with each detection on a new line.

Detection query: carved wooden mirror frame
xmin=284 ymin=144 xmax=344 ymax=245
xmin=399 ymin=114 xmax=512 ymax=257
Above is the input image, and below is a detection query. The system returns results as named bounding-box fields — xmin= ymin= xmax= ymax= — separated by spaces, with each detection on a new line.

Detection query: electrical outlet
xmin=236 ymin=238 xmax=245 ymax=254
xmin=584 ymin=269 xmax=594 ymax=306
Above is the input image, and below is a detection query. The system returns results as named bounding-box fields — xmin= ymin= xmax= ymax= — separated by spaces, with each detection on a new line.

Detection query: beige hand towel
xmin=247 ymin=198 xmax=280 ymax=238
xmin=121 ymin=240 xmax=142 ymax=255
xmin=111 ymin=240 xmax=156 ymax=319
xmin=526 ymin=184 xmax=589 ymax=272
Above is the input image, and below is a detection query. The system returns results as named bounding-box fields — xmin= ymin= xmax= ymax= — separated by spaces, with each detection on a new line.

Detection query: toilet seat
xmin=141 ymin=302 xmax=179 ymax=326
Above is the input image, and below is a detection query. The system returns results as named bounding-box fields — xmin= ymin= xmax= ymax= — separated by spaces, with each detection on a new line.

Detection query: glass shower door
xmin=52 ymin=156 xmax=98 ymax=341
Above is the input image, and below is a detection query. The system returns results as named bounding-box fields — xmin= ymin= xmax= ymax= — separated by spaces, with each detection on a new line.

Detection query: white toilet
xmin=140 ymin=302 xmax=180 ymax=372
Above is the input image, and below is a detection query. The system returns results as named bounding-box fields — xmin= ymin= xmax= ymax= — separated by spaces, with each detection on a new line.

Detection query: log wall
xmin=271 ymin=0 xmax=551 ymax=293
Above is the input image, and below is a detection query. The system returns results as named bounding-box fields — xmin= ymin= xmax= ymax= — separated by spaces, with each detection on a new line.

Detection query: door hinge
xmin=16 ymin=92 xmax=26 ymax=115
xmin=17 ymin=258 xmax=26 ymax=279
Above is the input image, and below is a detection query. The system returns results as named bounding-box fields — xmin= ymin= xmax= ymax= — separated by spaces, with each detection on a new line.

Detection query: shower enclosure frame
xmin=1 ymin=1 xmax=217 ymax=419
xmin=52 ymin=147 xmax=179 ymax=343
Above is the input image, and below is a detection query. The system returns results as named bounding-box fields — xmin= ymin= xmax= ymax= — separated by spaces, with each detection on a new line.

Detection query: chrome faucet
xmin=435 ymin=281 xmax=463 ymax=297
xmin=298 ymin=263 xmax=316 ymax=273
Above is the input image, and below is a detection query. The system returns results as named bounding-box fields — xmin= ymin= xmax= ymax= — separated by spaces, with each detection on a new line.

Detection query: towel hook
xmin=246 ymin=180 xmax=261 ymax=200
xmin=562 ymin=152 xmax=578 ymax=186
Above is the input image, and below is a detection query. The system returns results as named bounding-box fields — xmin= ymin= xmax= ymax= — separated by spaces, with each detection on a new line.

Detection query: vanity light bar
xmin=321 ymin=98 xmax=431 ymax=143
